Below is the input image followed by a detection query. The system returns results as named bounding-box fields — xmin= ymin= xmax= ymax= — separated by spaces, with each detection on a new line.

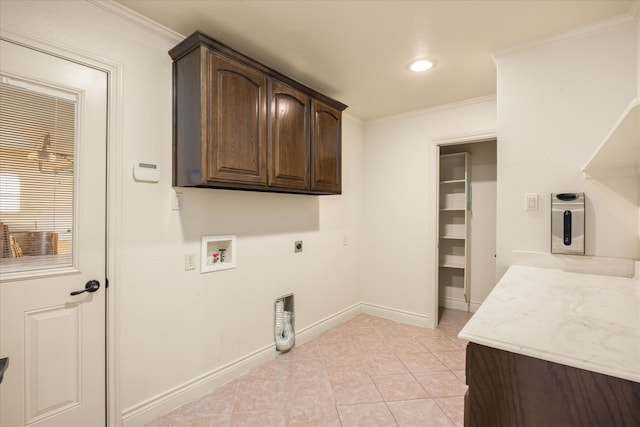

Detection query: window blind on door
xmin=0 ymin=78 xmax=76 ymax=271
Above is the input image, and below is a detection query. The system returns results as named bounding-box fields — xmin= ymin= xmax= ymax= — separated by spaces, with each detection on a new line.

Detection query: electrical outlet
xmin=294 ymin=240 xmax=303 ymax=253
xmin=185 ymin=253 xmax=196 ymax=270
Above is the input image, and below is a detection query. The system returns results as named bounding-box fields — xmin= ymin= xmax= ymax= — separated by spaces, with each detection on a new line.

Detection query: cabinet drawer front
xmin=206 ymin=52 xmax=268 ymax=185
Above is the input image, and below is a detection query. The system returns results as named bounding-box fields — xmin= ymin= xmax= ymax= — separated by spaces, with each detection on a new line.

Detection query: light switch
xmin=172 ymin=190 xmax=183 ymax=211
xmin=525 ymin=193 xmax=539 ymax=211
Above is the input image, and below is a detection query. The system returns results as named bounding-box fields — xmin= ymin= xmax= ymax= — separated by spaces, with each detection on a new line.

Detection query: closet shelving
xmin=438 ymin=152 xmax=470 ymax=312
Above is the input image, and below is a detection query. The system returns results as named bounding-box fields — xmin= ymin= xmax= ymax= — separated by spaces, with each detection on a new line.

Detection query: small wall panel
xmin=25 ymin=304 xmax=80 ymax=423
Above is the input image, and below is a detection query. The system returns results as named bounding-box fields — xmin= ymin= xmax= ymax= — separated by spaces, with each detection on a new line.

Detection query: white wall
xmin=361 ymin=98 xmax=496 ymax=326
xmin=3 ymin=1 xmax=637 ymax=425
xmin=495 ymin=18 xmax=638 ymax=278
xmin=0 ymin=1 xmax=363 ymax=425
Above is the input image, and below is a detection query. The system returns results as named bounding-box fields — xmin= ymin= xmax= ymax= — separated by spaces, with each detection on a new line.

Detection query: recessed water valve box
xmin=551 ymin=193 xmax=585 ymax=255
xmin=201 ymin=234 xmax=236 ymax=272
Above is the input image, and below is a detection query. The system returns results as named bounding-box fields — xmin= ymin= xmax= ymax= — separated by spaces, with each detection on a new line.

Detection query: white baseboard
xmin=120 ymin=303 xmax=362 ymax=426
xmin=294 ymin=303 xmax=362 ymax=345
xmin=121 ymin=343 xmax=275 ymax=427
xmin=438 ymin=297 xmax=481 ymax=313
xmin=360 ymin=302 xmax=431 ymax=327
xmin=439 ymin=297 xmax=467 ymax=312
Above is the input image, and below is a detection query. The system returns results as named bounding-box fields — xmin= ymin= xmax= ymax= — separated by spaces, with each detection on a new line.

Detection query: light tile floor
xmin=146 ymin=308 xmax=473 ymax=427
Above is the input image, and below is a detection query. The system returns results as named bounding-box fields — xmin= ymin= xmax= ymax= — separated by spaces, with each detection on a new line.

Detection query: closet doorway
xmin=435 ymin=137 xmax=496 ymax=323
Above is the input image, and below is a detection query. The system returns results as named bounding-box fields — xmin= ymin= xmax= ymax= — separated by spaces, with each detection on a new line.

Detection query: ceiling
xmin=116 ymin=0 xmax=633 ymax=121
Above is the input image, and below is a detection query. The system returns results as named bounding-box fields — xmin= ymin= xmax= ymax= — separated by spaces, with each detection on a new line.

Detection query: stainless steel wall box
xmin=551 ymin=193 xmax=585 ymax=255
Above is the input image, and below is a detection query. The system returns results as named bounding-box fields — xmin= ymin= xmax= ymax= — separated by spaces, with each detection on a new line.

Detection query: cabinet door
xmin=269 ymin=80 xmax=310 ymax=190
xmin=205 ymin=50 xmax=268 ymax=186
xmin=311 ymin=99 xmax=342 ymax=194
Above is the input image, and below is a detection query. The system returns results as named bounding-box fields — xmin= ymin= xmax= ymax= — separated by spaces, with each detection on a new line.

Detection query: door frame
xmin=431 ymin=130 xmax=496 ymax=328
xmin=0 ymin=28 xmax=123 ymax=426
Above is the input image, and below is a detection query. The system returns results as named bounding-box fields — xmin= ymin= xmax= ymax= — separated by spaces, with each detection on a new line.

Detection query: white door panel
xmin=0 ymin=40 xmax=107 ymax=427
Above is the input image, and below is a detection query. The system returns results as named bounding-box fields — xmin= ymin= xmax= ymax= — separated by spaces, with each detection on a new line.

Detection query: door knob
xmin=70 ymin=280 xmax=100 ymax=296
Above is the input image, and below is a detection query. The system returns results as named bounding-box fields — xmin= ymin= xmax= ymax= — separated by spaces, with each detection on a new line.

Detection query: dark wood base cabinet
xmin=465 ymin=343 xmax=640 ymax=427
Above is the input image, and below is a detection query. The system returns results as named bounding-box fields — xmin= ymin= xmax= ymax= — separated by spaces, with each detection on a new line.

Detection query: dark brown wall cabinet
xmin=169 ymin=31 xmax=347 ymax=195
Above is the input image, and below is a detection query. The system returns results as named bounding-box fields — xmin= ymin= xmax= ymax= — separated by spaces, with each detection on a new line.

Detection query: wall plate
xmin=525 ymin=193 xmax=539 ymax=211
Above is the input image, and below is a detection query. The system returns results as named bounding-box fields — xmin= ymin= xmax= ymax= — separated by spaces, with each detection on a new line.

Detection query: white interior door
xmin=0 ymin=40 xmax=107 ymax=427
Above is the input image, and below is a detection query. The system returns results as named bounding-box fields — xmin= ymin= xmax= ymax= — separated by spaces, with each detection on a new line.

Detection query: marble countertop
xmin=459 ymin=264 xmax=640 ymax=383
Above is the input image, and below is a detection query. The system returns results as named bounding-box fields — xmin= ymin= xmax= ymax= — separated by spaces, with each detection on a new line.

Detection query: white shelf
xmin=439 ymin=153 xmax=467 ymax=182
xmin=440 ymin=263 xmax=466 ymax=269
xmin=440 ymin=213 xmax=465 ymax=238
xmin=438 ymin=151 xmax=470 ymax=312
xmin=440 ymin=251 xmax=466 ymax=266
xmin=582 ymin=98 xmax=640 ymax=178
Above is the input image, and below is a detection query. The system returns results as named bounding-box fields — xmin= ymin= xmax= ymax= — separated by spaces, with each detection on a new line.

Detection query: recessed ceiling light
xmin=410 ymin=59 xmax=434 ymax=72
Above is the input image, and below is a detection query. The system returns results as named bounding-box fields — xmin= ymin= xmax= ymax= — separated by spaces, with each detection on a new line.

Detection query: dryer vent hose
xmin=275 ymin=299 xmax=294 ymax=352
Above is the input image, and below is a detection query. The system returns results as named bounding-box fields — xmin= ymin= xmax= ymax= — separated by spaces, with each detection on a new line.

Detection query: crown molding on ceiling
xmin=86 ymin=0 xmax=184 ymax=44
xmin=365 ymin=94 xmax=497 ymax=125
xmin=492 ymin=14 xmax=634 ymax=60
xmin=629 ymin=1 xmax=640 ymax=22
